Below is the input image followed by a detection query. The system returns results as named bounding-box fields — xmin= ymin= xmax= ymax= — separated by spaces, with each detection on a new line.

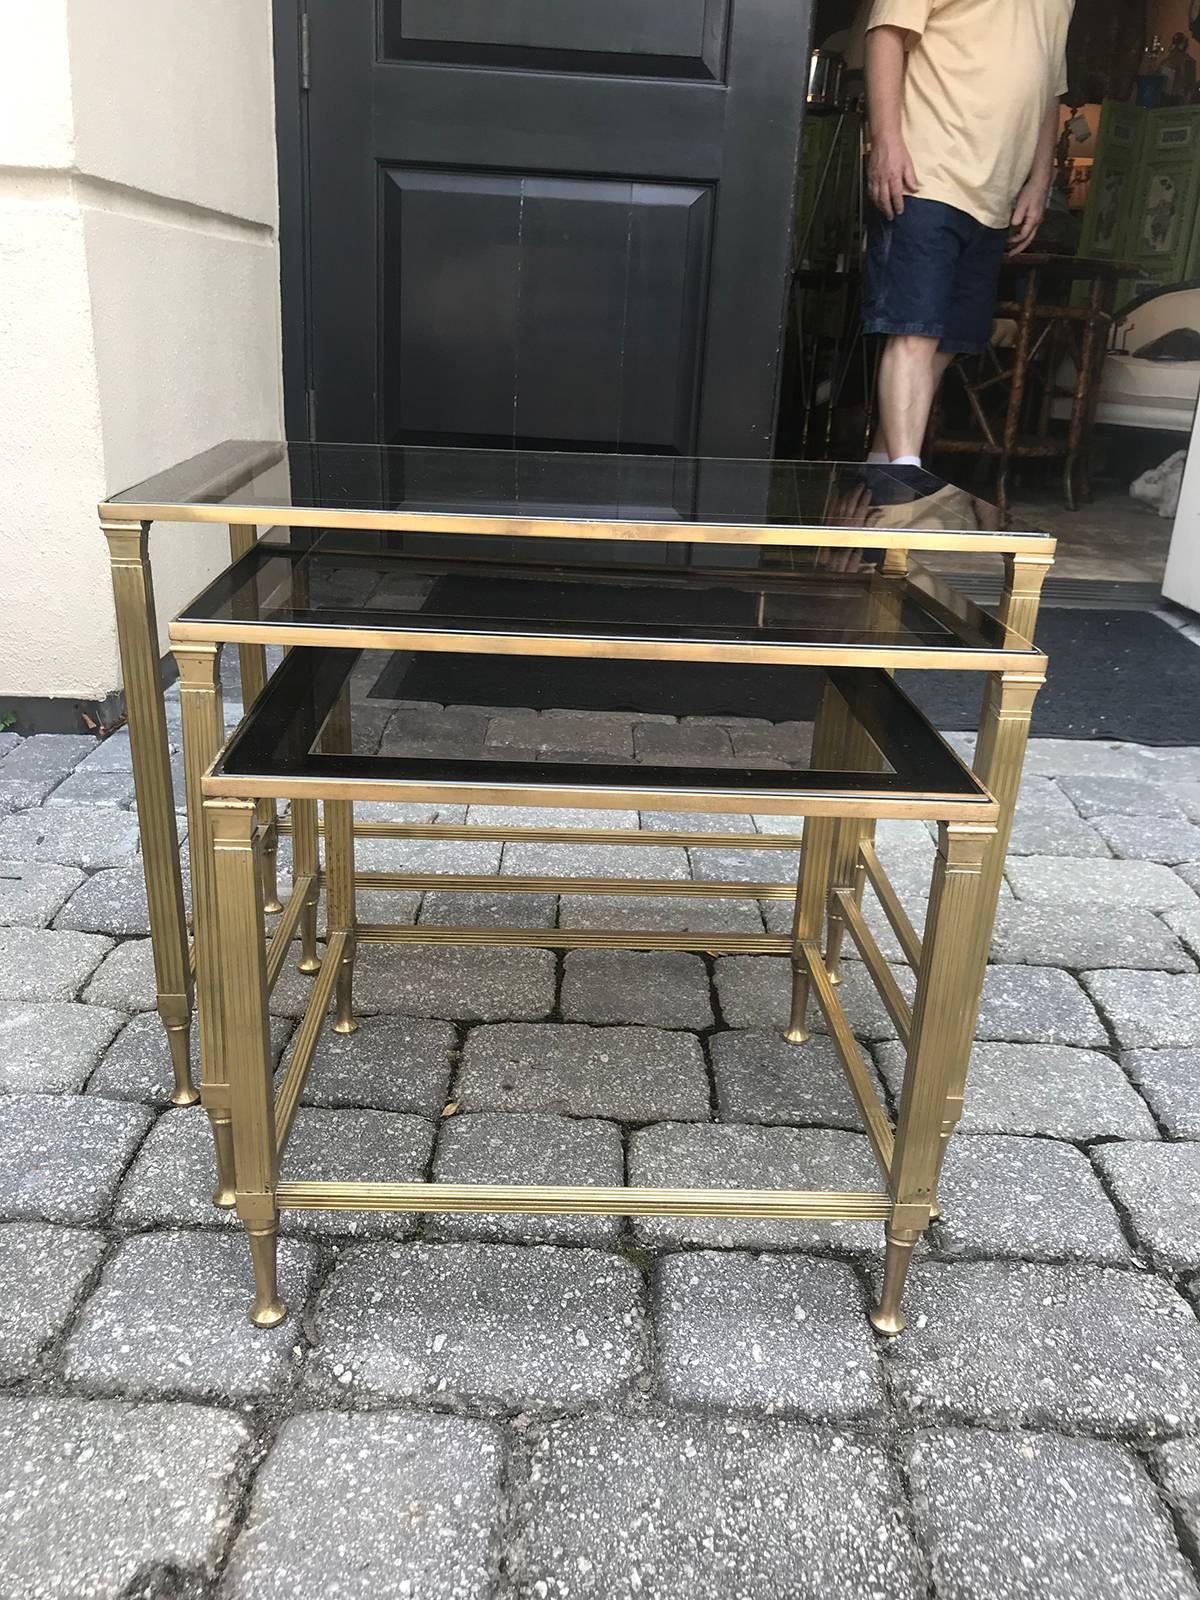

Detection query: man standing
xmin=861 ymin=0 xmax=1074 ymax=467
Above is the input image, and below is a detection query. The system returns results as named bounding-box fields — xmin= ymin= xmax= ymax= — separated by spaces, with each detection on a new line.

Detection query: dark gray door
xmin=292 ymin=1 xmax=812 ymax=456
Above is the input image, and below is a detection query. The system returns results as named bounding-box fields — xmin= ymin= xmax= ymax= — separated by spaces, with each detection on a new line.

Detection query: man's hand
xmin=1007 ymin=179 xmax=1049 ymax=256
xmin=868 ymin=134 xmax=919 ymax=220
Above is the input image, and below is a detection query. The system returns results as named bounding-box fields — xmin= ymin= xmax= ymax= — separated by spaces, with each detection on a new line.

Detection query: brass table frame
xmin=195 ymin=650 xmax=1001 ymax=1335
xmin=101 ymin=444 xmax=1053 ymax=1274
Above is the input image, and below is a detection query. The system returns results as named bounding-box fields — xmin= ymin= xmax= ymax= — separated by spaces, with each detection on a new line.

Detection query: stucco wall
xmin=0 ymin=0 xmax=282 ymax=704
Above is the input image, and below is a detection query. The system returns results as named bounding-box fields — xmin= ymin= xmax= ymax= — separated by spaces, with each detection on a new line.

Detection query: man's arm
xmin=866 ymin=25 xmax=919 ymax=219
xmin=1008 ymin=96 xmax=1059 ymax=255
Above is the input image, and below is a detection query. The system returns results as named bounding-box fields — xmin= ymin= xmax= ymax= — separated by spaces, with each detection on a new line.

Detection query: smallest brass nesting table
xmin=191 ymin=634 xmax=998 ymax=1337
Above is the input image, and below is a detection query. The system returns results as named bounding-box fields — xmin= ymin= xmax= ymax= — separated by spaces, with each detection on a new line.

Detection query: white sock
xmin=866 ymin=450 xmax=889 ymax=464
xmin=890 ymin=454 xmax=921 ymax=467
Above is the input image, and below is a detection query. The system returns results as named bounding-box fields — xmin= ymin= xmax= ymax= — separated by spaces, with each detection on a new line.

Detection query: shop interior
xmin=784 ymin=0 xmax=1200 ymax=592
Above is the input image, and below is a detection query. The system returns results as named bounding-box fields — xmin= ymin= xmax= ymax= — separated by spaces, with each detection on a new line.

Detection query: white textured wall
xmin=0 ymin=0 xmax=282 ymax=702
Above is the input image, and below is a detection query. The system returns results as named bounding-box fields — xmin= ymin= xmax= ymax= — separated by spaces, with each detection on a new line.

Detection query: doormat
xmin=899 ymin=609 xmax=1200 ymax=744
xmin=375 ymin=608 xmax=1200 ymax=745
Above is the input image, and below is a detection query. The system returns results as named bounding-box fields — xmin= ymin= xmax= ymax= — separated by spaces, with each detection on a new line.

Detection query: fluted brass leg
xmin=208 ymin=798 xmax=286 ymax=1329
xmin=785 ymin=955 xmax=811 ymax=1045
xmin=872 ymin=820 xmax=994 ymax=1335
xmin=870 ymin=1225 xmax=919 ymax=1336
xmin=247 ymin=1223 xmax=286 ymax=1328
xmin=293 ymin=799 xmax=322 ymax=973
xmin=228 ymin=523 xmax=283 ymax=915
xmin=260 ymin=831 xmax=284 ymax=916
xmin=326 ymin=798 xmax=358 ymax=1035
xmin=786 ymin=817 xmax=836 ymax=1045
xmin=103 ymin=519 xmax=195 ymax=1102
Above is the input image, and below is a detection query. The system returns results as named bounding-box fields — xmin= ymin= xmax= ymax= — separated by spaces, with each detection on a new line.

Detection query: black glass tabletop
xmin=174 ymin=532 xmax=1037 ymax=666
xmin=104 ymin=440 xmax=1051 ymax=553
xmin=208 ymin=646 xmax=992 ymax=822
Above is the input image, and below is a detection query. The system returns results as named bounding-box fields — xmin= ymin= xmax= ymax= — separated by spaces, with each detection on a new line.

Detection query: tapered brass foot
xmin=261 ymin=839 xmax=283 ymax=916
xmin=166 ymin=1023 xmax=199 ymax=1106
xmin=332 ymin=1016 xmax=360 ymax=1035
xmin=785 ymin=960 xmax=810 ymax=1045
xmin=871 ymin=1225 xmax=918 ymax=1338
xmin=297 ymin=954 xmax=322 ymax=975
xmin=209 ymin=1114 xmax=237 ymax=1208
xmin=825 ymin=918 xmax=847 ymax=988
xmin=247 ymin=1226 xmax=286 ymax=1328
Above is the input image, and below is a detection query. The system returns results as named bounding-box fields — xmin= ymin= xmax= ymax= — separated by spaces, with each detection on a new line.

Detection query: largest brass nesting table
xmin=99 ymin=442 xmax=1052 ymax=1331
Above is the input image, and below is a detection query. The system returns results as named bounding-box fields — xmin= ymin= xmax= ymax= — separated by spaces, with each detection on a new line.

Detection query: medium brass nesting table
xmin=99 ymin=443 xmax=1054 ymax=1333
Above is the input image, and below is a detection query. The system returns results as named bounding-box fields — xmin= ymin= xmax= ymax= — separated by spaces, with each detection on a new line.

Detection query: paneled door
xmin=286 ymin=1 xmax=813 ymax=457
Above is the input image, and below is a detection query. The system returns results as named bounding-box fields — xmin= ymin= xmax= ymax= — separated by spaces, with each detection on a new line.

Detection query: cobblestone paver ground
xmin=2 ymin=691 xmax=1200 ymax=1598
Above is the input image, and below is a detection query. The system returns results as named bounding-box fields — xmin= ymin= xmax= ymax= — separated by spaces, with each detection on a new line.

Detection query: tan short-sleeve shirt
xmin=865 ymin=0 xmax=1074 ymax=229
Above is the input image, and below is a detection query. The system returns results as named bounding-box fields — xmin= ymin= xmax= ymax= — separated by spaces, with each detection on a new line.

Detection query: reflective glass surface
xmin=178 ymin=532 xmax=1024 ymax=657
xmin=107 ymin=439 xmax=1031 ymax=541
xmin=215 ymin=647 xmax=985 ymax=805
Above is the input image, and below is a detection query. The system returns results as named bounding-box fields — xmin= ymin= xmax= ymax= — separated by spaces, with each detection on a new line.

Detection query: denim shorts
xmin=863 ymin=197 xmax=1008 ymax=354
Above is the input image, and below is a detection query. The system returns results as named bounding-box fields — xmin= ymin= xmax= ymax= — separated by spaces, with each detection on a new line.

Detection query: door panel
xmin=300 ymin=0 xmax=812 ymax=455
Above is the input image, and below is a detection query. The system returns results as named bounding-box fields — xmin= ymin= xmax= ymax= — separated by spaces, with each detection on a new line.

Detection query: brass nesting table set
xmin=99 ymin=443 xmax=1053 ymax=1335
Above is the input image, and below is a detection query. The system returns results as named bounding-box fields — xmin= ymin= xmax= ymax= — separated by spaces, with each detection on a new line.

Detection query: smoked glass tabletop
xmin=173 ymin=531 xmax=1038 ymax=665
xmin=104 ymin=440 xmax=1051 ymax=552
xmin=211 ymin=645 xmax=991 ymax=816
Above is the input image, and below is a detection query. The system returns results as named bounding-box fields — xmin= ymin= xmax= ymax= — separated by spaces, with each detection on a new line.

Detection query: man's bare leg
xmin=876 ymin=337 xmax=953 ymax=461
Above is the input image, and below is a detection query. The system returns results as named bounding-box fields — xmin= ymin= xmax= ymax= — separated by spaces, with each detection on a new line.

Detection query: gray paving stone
xmin=874 ymin=1041 xmax=1158 ymax=1141
xmin=508 ymin=1413 xmax=922 ymax=1600
xmin=353 ymin=799 xmax=465 ymax=824
xmin=1059 ymin=775 xmax=1188 ymax=821
xmin=640 ymin=808 xmax=757 ymax=834
xmin=976 ymin=965 xmax=1107 ymax=1047
xmin=501 ymin=840 xmax=690 ymax=879
xmin=654 ymin=1251 xmax=884 ymax=1419
xmin=306 ymin=1241 xmax=645 ymax=1409
xmin=74 ymin=727 xmax=137 ymax=770
xmin=1021 ymin=741 xmax=1146 ymax=779
xmin=1083 ymin=970 xmax=1200 ymax=1049
xmin=62 ymin=1231 xmax=317 ymax=1400
xmin=0 ymin=1223 xmax=104 ymax=1381
xmin=114 ymin=1104 xmax=434 ymax=1239
xmin=467 ymin=803 xmax=638 ymax=829
xmin=908 ymin=1428 xmax=1198 ymax=1600
xmin=1092 ymin=813 xmax=1200 ymax=865
xmin=0 ymin=1092 xmax=151 ymax=1224
xmin=1006 ymin=778 xmax=1109 ymax=856
xmin=634 ymin=722 xmax=731 ymax=761
xmin=0 ymin=860 xmax=85 ymax=928
xmin=0 ymin=802 xmax=143 ymax=869
xmin=989 ymin=902 xmax=1195 ymax=971
xmin=1123 ymin=1049 xmax=1200 ymax=1139
xmin=53 ymin=862 xmax=192 ymax=937
xmin=47 ymin=768 xmax=137 ymax=808
xmin=335 ymin=942 xmax=556 ymax=1022
xmin=751 ymin=812 xmax=811 ymax=837
xmin=729 ymin=722 xmax=815 ymax=764
xmin=1093 ymin=1143 xmax=1200 ymax=1273
xmin=352 ymin=835 xmax=501 ymax=874
xmin=1138 ymin=746 xmax=1200 ymax=783
xmin=429 ymin=1112 xmax=624 ymax=1245
xmin=562 ymin=950 xmax=713 ymax=1029
xmin=715 ymin=955 xmax=913 ymax=1038
xmin=419 ymin=888 xmax=558 ymax=928
xmin=347 ymin=887 xmax=422 ymax=924
xmin=0 ymin=925 xmax=113 ymax=1002
xmin=887 ymin=1261 xmax=1200 ymax=1435
xmin=0 ymin=734 xmax=94 ymax=785
xmin=1155 ymin=1438 xmax=1200 ymax=1556
xmin=0 ymin=1395 xmax=247 ymax=1600
xmin=1164 ymin=781 xmax=1200 ymax=824
xmin=1178 ymin=862 xmax=1200 ymax=896
xmin=224 ymin=1411 xmax=503 ymax=1600
xmin=456 ymin=1022 xmax=710 ymax=1122
xmin=487 ymin=712 xmax=632 ymax=759
xmin=557 ymin=891 xmax=764 ymax=934
xmin=291 ymin=1014 xmax=455 ymax=1117
xmin=629 ymin=1123 xmax=882 ymax=1253
xmin=0 ymin=775 xmax=63 ymax=814
xmin=91 ymin=1012 xmax=292 ymax=1106
xmin=710 ymin=1029 xmax=868 ymax=1130
xmin=0 ymin=1000 xmax=125 ymax=1094
xmin=81 ymin=938 xmax=157 ymax=1011
xmin=1007 ymin=856 xmax=1198 ymax=911
xmin=934 ymin=1135 xmax=1131 ymax=1265
xmin=689 ymin=846 xmax=800 ymax=882
xmin=382 ymin=706 xmax=489 ymax=756
xmin=1165 ymin=902 xmax=1200 ymax=962
xmin=0 ymin=732 xmax=21 ymax=763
